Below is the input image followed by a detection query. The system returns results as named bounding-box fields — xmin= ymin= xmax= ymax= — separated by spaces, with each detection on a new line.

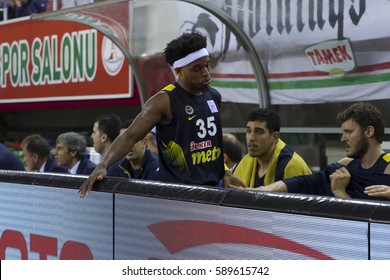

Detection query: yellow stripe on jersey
xmin=382 ymin=153 xmax=390 ymax=163
xmin=160 ymin=84 xmax=176 ymax=92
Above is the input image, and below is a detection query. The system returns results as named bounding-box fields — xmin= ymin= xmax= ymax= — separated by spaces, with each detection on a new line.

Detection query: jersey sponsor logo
xmin=188 ymin=115 xmax=196 ymax=120
xmin=191 ymin=146 xmax=221 ymax=165
xmin=185 ymin=105 xmax=194 ymax=115
xmin=207 ymin=100 xmax=218 ymax=113
xmin=190 ymin=140 xmax=212 ymax=152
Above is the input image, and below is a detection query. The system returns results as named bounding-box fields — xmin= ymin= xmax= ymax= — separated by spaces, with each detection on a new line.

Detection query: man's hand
xmin=329 ymin=167 xmax=351 ymax=198
xmin=364 ymin=185 xmax=390 ymax=199
xmin=223 ymin=171 xmax=247 ymax=188
xmin=78 ymin=164 xmax=107 ymax=198
xmin=254 ymin=181 xmax=288 ymax=192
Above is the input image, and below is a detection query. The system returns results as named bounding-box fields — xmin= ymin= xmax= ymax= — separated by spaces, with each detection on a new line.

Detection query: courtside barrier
xmin=1 ymin=170 xmax=390 ymax=260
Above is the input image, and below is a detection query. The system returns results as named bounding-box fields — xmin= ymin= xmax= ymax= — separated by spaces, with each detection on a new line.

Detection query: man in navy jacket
xmin=8 ymin=0 xmax=47 ymax=19
xmin=118 ymin=119 xmax=159 ymax=180
xmin=21 ymin=134 xmax=68 ymax=174
xmin=55 ymin=132 xmax=96 ymax=175
xmin=0 ymin=143 xmax=25 ymax=171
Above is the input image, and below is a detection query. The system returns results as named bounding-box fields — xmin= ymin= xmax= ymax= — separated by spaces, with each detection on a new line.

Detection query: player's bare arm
xmin=78 ymin=91 xmax=171 ymax=198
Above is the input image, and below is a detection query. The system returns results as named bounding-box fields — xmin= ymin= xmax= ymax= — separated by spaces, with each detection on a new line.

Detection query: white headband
xmin=172 ymin=48 xmax=209 ymax=69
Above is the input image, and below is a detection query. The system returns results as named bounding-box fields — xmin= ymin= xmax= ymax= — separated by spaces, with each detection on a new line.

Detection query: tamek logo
xmin=304 ymin=39 xmax=355 ymax=77
xmin=149 ymin=220 xmax=333 ymax=260
xmin=102 ymin=36 xmax=125 ymax=76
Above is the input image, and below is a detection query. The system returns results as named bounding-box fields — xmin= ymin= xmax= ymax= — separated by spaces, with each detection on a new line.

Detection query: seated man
xmin=90 ymin=114 xmax=124 ymax=177
xmin=145 ymin=127 xmax=158 ymax=156
xmin=55 ymin=132 xmax=96 ymax=175
xmin=233 ymin=108 xmax=311 ymax=188
xmin=118 ymin=119 xmax=159 ymax=180
xmin=257 ymin=102 xmax=390 ymax=200
xmin=8 ymin=0 xmax=48 ymax=19
xmin=21 ymin=134 xmax=68 ymax=173
xmin=223 ymin=133 xmax=244 ymax=173
xmin=0 ymin=143 xmax=25 ymax=171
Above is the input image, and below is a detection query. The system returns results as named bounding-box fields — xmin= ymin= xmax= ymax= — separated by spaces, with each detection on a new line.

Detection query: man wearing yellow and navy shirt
xmin=233 ymin=108 xmax=311 ymax=188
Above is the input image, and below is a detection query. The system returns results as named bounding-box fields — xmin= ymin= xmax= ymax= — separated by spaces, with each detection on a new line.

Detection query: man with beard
xmin=252 ymin=102 xmax=390 ymax=200
xmin=79 ymin=32 xmax=245 ymax=197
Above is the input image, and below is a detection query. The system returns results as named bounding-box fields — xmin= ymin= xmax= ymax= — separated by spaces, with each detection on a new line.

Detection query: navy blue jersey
xmin=156 ymin=83 xmax=224 ymax=186
xmin=285 ymin=153 xmax=390 ymax=200
xmin=119 ymin=149 xmax=159 ymax=180
xmin=107 ymin=158 xmax=126 ymax=177
xmin=347 ymin=153 xmax=390 ymax=173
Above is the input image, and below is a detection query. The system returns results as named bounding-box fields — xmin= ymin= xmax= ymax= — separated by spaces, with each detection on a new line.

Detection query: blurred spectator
xmin=0 ymin=143 xmax=25 ymax=171
xmin=91 ymin=114 xmax=124 ymax=177
xmin=223 ymin=133 xmax=244 ymax=173
xmin=118 ymin=119 xmax=159 ymax=180
xmin=8 ymin=0 xmax=48 ymax=19
xmin=145 ymin=127 xmax=158 ymax=156
xmin=55 ymin=132 xmax=96 ymax=175
xmin=61 ymin=0 xmax=94 ymax=9
xmin=21 ymin=134 xmax=69 ymax=173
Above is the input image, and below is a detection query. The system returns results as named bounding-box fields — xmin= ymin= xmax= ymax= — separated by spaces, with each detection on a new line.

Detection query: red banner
xmin=0 ymin=19 xmax=132 ymax=105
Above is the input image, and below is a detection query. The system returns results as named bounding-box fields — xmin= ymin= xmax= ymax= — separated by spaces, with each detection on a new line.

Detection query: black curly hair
xmin=164 ymin=33 xmax=207 ymax=66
